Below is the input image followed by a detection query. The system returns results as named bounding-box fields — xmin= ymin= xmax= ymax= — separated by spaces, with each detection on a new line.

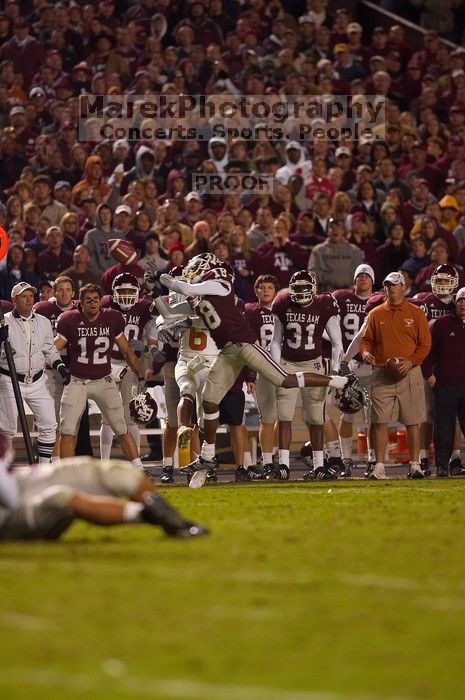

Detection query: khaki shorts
xmin=102 ymin=361 xmax=138 ymax=428
xmin=277 ymin=358 xmax=327 ymax=425
xmin=370 ymin=365 xmax=426 ymax=425
xmin=163 ymin=361 xmax=180 ymax=428
xmin=60 ymin=376 xmax=127 ymax=437
xmin=203 ymin=342 xmax=286 ymax=405
xmin=255 ymin=374 xmax=277 ymax=424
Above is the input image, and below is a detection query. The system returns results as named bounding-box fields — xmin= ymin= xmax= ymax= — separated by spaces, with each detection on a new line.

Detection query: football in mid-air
xmin=108 ymin=238 xmax=137 ymax=265
xmin=385 ymin=357 xmax=408 ymax=381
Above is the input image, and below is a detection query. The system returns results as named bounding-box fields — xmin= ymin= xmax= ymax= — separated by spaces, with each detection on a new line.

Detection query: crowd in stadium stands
xmin=2 ymin=0 xmax=465 ymax=481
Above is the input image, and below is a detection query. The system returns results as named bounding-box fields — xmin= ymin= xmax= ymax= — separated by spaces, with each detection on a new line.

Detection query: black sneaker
xmin=205 ymin=469 xmax=218 ymax=483
xmin=420 ymin=458 xmax=432 ymax=477
xmin=303 ymin=466 xmax=338 ymax=481
xmin=436 ymin=465 xmax=449 ymax=478
xmin=449 ymin=458 xmax=465 ymax=476
xmin=340 ymin=458 xmax=353 ymax=478
xmin=247 ymin=464 xmax=264 ymax=480
xmin=235 ymin=465 xmax=251 ymax=482
xmin=364 ymin=461 xmax=376 ymax=479
xmin=265 ymin=464 xmax=290 ymax=480
xmin=141 ymin=493 xmax=209 ymax=538
xmin=327 ymin=456 xmax=344 ymax=474
xmin=262 ymin=463 xmax=274 ymax=479
xmin=160 ymin=466 xmax=174 ymax=484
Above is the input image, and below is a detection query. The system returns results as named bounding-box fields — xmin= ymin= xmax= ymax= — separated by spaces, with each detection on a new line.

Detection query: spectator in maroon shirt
xmin=375 ymin=221 xmax=411 ymax=283
xmin=0 ymin=18 xmax=46 ymax=89
xmin=423 ymin=287 xmax=465 ymax=476
xmin=397 ymin=141 xmax=443 ymax=196
xmin=250 ymin=216 xmax=308 ymax=289
xmin=37 ymin=225 xmax=73 ymax=281
xmin=401 ymin=178 xmax=432 ymax=234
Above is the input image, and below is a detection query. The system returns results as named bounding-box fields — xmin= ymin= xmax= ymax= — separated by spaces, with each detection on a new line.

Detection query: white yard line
xmin=0 ymin=669 xmax=411 ymax=700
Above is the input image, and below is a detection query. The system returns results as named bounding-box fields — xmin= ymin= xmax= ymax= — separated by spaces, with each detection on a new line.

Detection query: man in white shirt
xmin=0 ymin=282 xmax=70 ymax=463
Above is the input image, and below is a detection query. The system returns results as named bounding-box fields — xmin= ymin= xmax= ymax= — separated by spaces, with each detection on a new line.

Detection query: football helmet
xmin=289 ymin=270 xmax=317 ymax=305
xmin=333 ymin=374 xmax=369 ymax=415
xmin=129 ymin=389 xmax=158 ymax=426
xmin=112 ymin=272 xmax=139 ymax=310
xmin=183 ymin=253 xmax=221 ymax=282
xmin=431 ymin=264 xmax=459 ymax=296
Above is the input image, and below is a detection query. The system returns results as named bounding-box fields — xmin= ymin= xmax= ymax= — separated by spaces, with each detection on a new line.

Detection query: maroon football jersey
xmin=332 ymin=290 xmax=370 ymax=351
xmin=189 ymin=268 xmax=258 ymax=349
xmin=0 ymin=300 xmax=13 ymax=314
xmin=56 ymin=307 xmax=125 ymax=379
xmin=272 ymin=291 xmax=340 ymax=362
xmin=244 ymin=302 xmax=275 ymax=350
xmin=101 ymin=295 xmax=152 ymax=360
xmin=411 ymin=292 xmax=455 ymax=321
xmin=365 ymin=291 xmax=386 ymax=314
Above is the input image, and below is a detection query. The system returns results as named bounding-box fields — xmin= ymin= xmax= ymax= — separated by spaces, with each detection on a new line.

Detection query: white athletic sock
xmin=243 ymin=451 xmax=253 ymax=468
xmin=327 ymin=439 xmax=341 ymax=458
xmin=130 ymin=458 xmax=143 ymax=470
xmin=340 ymin=437 xmax=353 ymax=460
xmin=278 ymin=449 xmax=290 ymax=467
xmin=128 ymin=424 xmax=140 ymax=452
xmin=419 ymin=449 xmax=427 ymax=460
xmin=200 ymin=442 xmax=216 ymax=461
xmin=313 ymin=450 xmax=324 ymax=469
xmin=262 ymin=452 xmax=273 ymax=464
xmin=100 ymin=424 xmax=114 ymax=460
xmin=122 ymin=502 xmax=143 ymax=522
xmin=162 ymin=457 xmax=173 ymax=468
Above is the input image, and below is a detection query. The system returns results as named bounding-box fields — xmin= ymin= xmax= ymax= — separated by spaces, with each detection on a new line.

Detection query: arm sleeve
xmin=165 ymin=277 xmax=230 ymax=297
xmin=269 ymin=315 xmax=283 ymax=363
xmin=153 ymin=297 xmax=192 ymax=318
xmin=325 ymin=315 xmax=344 ymax=372
xmin=343 ymin=320 xmax=367 ymax=362
xmin=410 ymin=310 xmax=432 ymax=366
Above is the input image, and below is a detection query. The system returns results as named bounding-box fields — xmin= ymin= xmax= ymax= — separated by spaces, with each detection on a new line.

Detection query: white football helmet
xmin=183 ymin=253 xmax=221 ymax=283
xmin=112 ymin=272 xmax=139 ymax=310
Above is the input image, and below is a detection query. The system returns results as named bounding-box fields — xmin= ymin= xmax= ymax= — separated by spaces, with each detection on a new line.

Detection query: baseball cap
xmin=115 ymin=205 xmax=132 ymax=216
xmin=54 ymin=180 xmax=71 ymax=191
xmin=347 ymin=22 xmax=362 ymax=33
xmin=354 ymin=264 xmax=375 ymax=283
xmin=298 ymin=14 xmax=315 ymax=25
xmin=185 ymin=191 xmax=202 ymax=202
xmin=335 ymin=146 xmax=351 ymax=157
xmin=286 ymin=140 xmax=301 ymax=151
xmin=383 ymin=271 xmax=405 ymax=285
xmin=334 ymin=43 xmax=348 ymax=54
xmin=10 ymin=106 xmax=25 ymax=116
xmin=455 ymin=287 xmax=465 ymax=302
xmin=11 ymin=282 xmax=37 ymax=299
xmin=29 ymin=87 xmax=46 ymax=99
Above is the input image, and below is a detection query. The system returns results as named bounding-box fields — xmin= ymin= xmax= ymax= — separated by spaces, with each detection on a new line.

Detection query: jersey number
xmin=342 ymin=313 xmax=361 ymax=341
xmin=259 ymin=323 xmax=274 ymax=350
xmin=77 ymin=336 xmax=110 ymax=364
xmin=286 ymin=322 xmax=316 ymax=350
xmin=113 ymin=322 xmax=139 ymax=352
xmin=196 ymin=300 xmax=221 ymax=330
xmin=188 ymin=328 xmax=208 ymax=351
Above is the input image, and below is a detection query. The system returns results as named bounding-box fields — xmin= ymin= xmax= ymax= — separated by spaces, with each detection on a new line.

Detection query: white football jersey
xmin=178 ymin=319 xmax=218 ymax=361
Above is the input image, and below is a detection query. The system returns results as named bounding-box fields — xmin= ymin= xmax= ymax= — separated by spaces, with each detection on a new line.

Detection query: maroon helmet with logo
xmin=129 ymin=390 xmax=158 ymax=426
xmin=431 ymin=264 xmax=459 ymax=296
xmin=289 ymin=270 xmax=317 ymax=305
xmin=112 ymin=272 xmax=139 ymax=310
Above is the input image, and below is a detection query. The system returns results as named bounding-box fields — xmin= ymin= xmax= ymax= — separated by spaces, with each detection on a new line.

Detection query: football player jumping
xmin=151 ymin=253 xmax=356 ymax=488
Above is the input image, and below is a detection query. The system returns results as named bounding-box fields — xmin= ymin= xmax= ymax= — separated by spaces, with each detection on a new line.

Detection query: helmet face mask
xmin=289 ymin=270 xmax=317 ymax=305
xmin=431 ymin=264 xmax=459 ymax=296
xmin=112 ymin=272 xmax=139 ymax=310
xmin=183 ymin=253 xmax=221 ymax=282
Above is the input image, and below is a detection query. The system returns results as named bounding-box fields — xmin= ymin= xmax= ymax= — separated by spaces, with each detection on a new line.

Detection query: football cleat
xmin=420 ymin=457 xmax=432 ymax=477
xmin=408 ymin=461 xmax=425 ymax=479
xmin=369 ymin=463 xmax=386 ymax=480
xmin=262 ymin=463 xmax=275 ymax=479
xmin=449 ymin=458 xmax=465 ymax=476
xmin=364 ymin=460 xmax=376 ymax=479
xmin=326 ymin=456 xmax=344 ymax=474
xmin=300 ymin=441 xmax=314 ymax=469
xmin=436 ymin=465 xmax=449 ymax=478
xmin=160 ymin=466 xmax=174 ymax=484
xmin=234 ymin=466 xmax=252 ymax=483
xmin=181 ymin=455 xmax=217 ymax=472
xmin=303 ymin=465 xmax=338 ymax=481
xmin=140 ymin=493 xmax=208 ymax=538
xmin=177 ymin=425 xmax=193 ymax=451
xmin=247 ymin=464 xmax=265 ymax=480
xmin=265 ymin=464 xmax=290 ymax=481
xmin=340 ymin=458 xmax=353 ymax=478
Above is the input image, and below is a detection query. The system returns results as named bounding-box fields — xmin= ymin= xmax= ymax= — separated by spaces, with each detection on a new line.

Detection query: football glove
xmin=158 ymin=318 xmax=192 ymax=345
xmin=143 ymin=259 xmax=162 ymax=295
xmin=56 ymin=362 xmax=71 ymax=386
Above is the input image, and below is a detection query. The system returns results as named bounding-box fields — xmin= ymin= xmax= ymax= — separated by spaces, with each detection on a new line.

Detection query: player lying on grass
xmin=0 ymin=437 xmax=208 ymax=541
xmin=150 ymin=253 xmax=357 ymax=488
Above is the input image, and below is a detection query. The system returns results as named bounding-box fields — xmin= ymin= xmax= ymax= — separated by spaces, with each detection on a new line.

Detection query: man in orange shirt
xmin=360 ymin=271 xmax=431 ymax=479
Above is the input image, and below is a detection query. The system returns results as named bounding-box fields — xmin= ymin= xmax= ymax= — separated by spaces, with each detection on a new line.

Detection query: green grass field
xmin=1 ymin=479 xmax=465 ymax=700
